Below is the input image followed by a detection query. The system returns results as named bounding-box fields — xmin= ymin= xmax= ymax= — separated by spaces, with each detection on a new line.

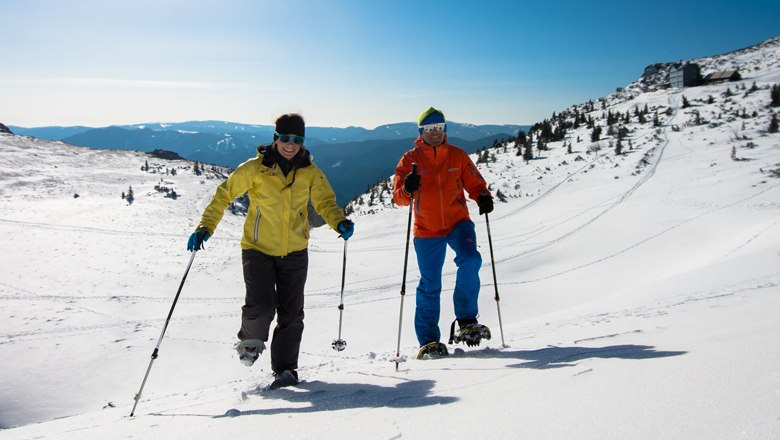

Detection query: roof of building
xmin=705 ymin=70 xmax=740 ymax=80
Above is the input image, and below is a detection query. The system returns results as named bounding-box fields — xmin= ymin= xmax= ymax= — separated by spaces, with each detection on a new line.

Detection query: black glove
xmin=403 ymin=171 xmax=421 ymax=194
xmin=477 ymin=194 xmax=493 ymax=215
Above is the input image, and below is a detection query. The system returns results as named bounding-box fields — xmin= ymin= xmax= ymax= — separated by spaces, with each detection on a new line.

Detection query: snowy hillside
xmin=348 ymin=36 xmax=780 ymax=215
xmin=1 ymin=36 xmax=780 ymax=439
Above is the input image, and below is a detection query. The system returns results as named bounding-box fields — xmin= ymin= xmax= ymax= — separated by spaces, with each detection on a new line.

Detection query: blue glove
xmin=187 ymin=227 xmax=210 ymax=251
xmin=337 ymin=220 xmax=354 ymax=240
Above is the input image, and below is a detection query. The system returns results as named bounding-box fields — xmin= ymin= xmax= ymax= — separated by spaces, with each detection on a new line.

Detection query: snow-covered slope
xmin=1 ymin=36 xmax=779 ymax=439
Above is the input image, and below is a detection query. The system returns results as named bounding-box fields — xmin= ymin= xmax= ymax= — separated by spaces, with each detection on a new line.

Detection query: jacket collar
xmin=257 ymin=144 xmax=312 ymax=169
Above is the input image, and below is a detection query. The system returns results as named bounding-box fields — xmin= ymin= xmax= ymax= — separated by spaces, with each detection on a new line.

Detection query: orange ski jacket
xmin=393 ymin=136 xmax=490 ymax=238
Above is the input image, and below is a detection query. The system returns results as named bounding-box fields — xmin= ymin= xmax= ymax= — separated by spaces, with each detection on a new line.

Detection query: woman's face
xmin=276 ymin=137 xmax=302 ymax=160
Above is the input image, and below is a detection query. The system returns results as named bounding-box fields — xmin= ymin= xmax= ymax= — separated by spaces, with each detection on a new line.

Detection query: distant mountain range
xmin=9 ymin=120 xmax=528 ymax=205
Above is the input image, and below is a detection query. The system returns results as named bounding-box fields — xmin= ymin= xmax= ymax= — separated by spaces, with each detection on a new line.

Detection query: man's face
xmin=420 ymin=122 xmax=446 ymax=146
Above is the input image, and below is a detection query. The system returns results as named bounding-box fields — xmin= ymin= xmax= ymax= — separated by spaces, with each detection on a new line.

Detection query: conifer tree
xmin=771 ymin=84 xmax=780 ymax=107
xmin=523 ymin=142 xmax=533 ymax=163
xmin=769 ymin=113 xmax=778 ymax=133
xmin=516 ymin=130 xmax=527 ymax=146
xmin=590 ymin=126 xmax=602 ymax=142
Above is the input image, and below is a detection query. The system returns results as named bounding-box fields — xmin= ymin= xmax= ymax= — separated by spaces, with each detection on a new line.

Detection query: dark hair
xmin=274 ymin=113 xmax=305 ymax=139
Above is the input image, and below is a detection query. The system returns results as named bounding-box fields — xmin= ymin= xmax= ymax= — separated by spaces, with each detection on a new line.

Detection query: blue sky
xmin=1 ymin=0 xmax=778 ymax=128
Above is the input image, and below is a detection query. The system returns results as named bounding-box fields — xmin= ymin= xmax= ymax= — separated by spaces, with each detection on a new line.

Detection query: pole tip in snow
xmin=332 ymin=339 xmax=347 ymax=351
xmin=391 ymin=354 xmax=407 ymax=366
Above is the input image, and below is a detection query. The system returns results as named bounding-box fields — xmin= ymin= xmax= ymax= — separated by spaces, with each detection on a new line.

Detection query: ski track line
xmin=494 ymin=121 xmax=660 ymax=222
xmin=718 ymin=218 xmax=780 ymax=260
xmin=0 ymin=311 xmax=236 ymax=342
xmin=0 ymin=292 xmax=240 ymax=305
xmin=0 ymin=217 xmax=241 ymax=244
xmin=0 ymin=282 xmax=120 ymax=321
xmin=493 ymin=96 xmax=777 ymax=285
xmin=0 ymin=217 xmax=350 ymax=255
xmin=308 ymin=174 xmax=646 ymax=298
xmin=541 ymin=278 xmax=780 ymax=340
xmin=308 ymin=168 xmax=652 ymax=298
xmin=502 ymin=180 xmax=780 ymax=286
xmin=461 ymin=107 xmax=677 ymax=281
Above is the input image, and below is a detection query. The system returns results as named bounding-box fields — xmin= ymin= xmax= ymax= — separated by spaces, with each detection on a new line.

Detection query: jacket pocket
xmin=456 ymin=196 xmax=468 ymax=212
xmin=253 ymin=207 xmax=262 ymax=243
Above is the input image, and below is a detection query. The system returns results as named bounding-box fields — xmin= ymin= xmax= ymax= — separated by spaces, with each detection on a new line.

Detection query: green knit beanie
xmin=417 ymin=107 xmax=446 ymax=126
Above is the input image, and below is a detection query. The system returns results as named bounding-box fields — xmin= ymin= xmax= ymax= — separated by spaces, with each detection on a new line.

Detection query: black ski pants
xmin=238 ymin=248 xmax=308 ymax=374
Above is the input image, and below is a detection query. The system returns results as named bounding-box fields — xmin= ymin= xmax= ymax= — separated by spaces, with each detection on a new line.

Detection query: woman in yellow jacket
xmin=187 ymin=114 xmax=353 ymax=389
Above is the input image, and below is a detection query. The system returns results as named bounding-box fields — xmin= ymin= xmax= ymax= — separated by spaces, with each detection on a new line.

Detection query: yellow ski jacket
xmin=197 ymin=146 xmax=346 ymax=256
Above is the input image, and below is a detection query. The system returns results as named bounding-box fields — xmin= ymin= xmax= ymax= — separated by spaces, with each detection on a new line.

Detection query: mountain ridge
xmin=9 ymin=121 xmax=525 ymax=205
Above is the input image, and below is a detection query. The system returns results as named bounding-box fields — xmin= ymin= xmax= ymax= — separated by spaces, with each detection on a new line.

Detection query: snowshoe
xmin=417 ymin=341 xmax=449 ymax=360
xmin=269 ymin=370 xmax=299 ymax=390
xmin=449 ymin=320 xmax=491 ymax=347
xmin=235 ymin=339 xmax=265 ymax=367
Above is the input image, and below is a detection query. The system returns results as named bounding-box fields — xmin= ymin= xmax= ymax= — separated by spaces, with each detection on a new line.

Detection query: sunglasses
xmin=421 ymin=122 xmax=446 ymax=133
xmin=275 ymin=132 xmax=305 ymax=145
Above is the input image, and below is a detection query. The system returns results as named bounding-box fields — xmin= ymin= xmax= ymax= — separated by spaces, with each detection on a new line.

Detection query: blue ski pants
xmin=413 ymin=220 xmax=482 ymax=346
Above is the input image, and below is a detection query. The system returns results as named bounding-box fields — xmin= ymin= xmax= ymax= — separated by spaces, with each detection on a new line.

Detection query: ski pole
xmin=332 ymin=239 xmax=348 ymax=351
xmin=394 ymin=163 xmax=417 ymax=370
xmin=130 ymin=250 xmax=197 ymax=417
xmin=484 ymin=212 xmax=508 ymax=348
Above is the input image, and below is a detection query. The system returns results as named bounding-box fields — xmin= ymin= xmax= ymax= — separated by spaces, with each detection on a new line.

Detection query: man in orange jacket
xmin=393 ymin=107 xmax=494 ymax=359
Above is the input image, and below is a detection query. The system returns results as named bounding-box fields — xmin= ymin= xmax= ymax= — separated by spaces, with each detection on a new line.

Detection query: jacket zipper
xmin=434 ymin=149 xmax=446 ymax=228
xmin=253 ymin=207 xmax=262 ymax=243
